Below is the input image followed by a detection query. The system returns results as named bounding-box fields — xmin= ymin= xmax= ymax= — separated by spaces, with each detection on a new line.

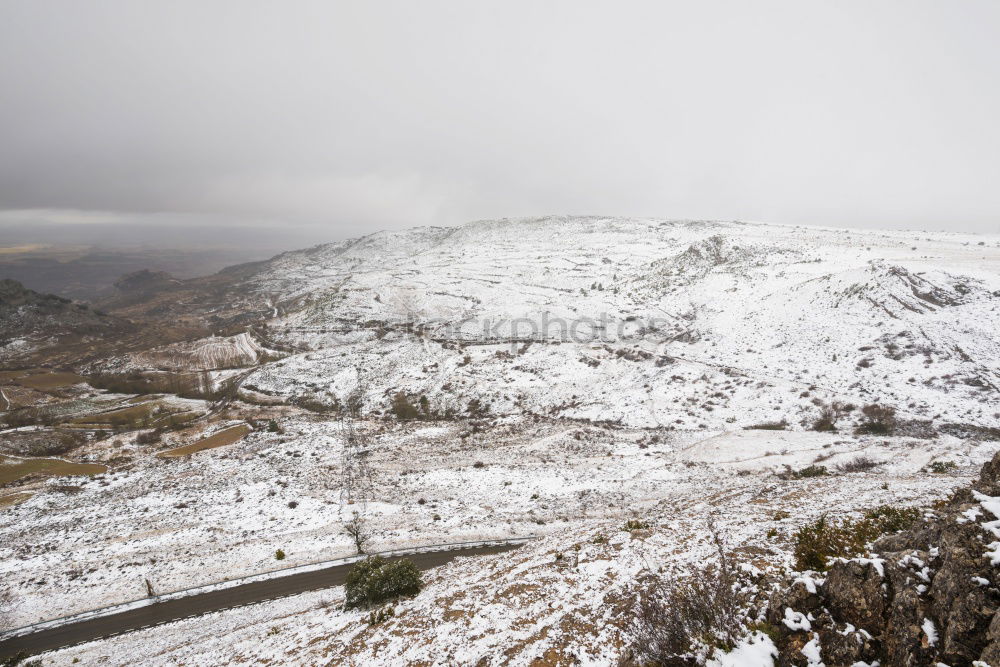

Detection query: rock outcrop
xmin=767 ymin=450 xmax=1000 ymax=666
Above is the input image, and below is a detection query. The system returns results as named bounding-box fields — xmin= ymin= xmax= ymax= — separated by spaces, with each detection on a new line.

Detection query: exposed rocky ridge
xmin=766 ymin=450 xmax=1000 ymax=666
xmin=660 ymin=233 xmax=811 ymax=283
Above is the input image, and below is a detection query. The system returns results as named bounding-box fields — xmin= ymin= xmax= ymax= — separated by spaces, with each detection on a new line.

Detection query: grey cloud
xmin=1 ymin=0 xmax=999 ymax=238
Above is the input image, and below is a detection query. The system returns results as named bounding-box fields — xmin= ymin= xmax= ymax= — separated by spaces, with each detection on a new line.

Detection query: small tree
xmin=343 ymin=556 xmax=423 ymax=610
xmin=344 ymin=511 xmax=370 ymax=554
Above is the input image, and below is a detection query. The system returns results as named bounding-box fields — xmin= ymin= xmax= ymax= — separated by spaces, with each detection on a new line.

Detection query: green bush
xmin=793 ymin=505 xmax=922 ymax=571
xmin=2 ymin=652 xmax=41 ymax=667
xmin=928 ymin=460 xmax=957 ymax=474
xmin=275 ymin=549 xmax=286 ymax=561
xmin=366 ymin=606 xmax=395 ymax=625
xmin=779 ymin=464 xmax=828 ymax=480
xmin=344 ymin=556 xmax=423 ymax=610
xmin=622 ymin=519 xmax=650 ymax=531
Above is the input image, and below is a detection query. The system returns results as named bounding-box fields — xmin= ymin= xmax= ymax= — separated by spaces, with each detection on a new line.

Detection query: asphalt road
xmin=0 ymin=543 xmax=520 ymax=659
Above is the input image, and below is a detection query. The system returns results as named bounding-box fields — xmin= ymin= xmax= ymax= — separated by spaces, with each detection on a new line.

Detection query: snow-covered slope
xmin=7 ymin=217 xmax=1000 ymax=666
xmin=225 ymin=217 xmax=1000 ymax=430
xmin=32 ymin=419 xmax=995 ymax=666
xmin=116 ymin=332 xmax=278 ymax=372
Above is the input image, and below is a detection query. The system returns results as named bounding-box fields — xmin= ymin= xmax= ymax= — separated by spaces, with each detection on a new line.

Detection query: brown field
xmin=0 ymin=455 xmax=107 ymax=486
xmin=158 ymin=424 xmax=251 ymax=457
xmin=70 ymin=402 xmax=157 ymax=426
xmin=16 ymin=372 xmax=87 ymax=390
xmin=151 ymin=410 xmax=200 ymax=428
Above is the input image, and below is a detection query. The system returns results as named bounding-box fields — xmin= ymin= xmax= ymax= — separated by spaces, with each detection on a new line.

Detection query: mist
xmin=2 ymin=0 xmax=999 ymax=242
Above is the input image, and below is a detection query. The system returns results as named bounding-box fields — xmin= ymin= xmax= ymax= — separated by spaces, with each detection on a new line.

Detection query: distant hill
xmin=0 ymin=279 xmax=134 ymax=366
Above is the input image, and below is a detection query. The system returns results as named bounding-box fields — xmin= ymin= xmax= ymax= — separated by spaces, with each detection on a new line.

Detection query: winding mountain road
xmin=0 ymin=542 xmax=521 ymax=660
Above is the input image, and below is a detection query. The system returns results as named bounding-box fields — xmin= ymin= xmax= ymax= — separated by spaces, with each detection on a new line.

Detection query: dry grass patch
xmin=71 ymin=402 xmax=157 ymax=426
xmin=0 ymin=454 xmax=107 ymax=486
xmin=16 ymin=372 xmax=86 ymax=390
xmin=158 ymin=424 xmax=252 ymax=457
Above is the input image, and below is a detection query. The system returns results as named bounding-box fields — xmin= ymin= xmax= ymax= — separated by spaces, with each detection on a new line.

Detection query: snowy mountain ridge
xmin=223 ymin=217 xmax=1000 ymax=431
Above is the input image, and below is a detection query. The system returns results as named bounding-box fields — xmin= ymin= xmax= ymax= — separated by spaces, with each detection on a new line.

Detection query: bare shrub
xmin=811 ymin=401 xmax=853 ymax=432
xmin=623 ymin=518 xmax=650 ymax=531
xmin=856 ymin=403 xmax=897 ymax=435
xmin=390 ymin=392 xmax=420 ymax=420
xmin=835 ymin=455 xmax=881 ymax=473
xmin=811 ymin=406 xmax=839 ymax=432
xmin=743 ymin=419 xmax=788 ymax=431
xmin=632 ymin=522 xmax=751 ymax=664
xmin=135 ymin=428 xmax=162 ymax=445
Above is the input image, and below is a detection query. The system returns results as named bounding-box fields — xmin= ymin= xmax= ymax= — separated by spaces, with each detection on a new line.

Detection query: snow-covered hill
xmin=7 ymin=217 xmax=1000 ymax=666
xmin=223 ymin=217 xmax=1000 ymax=431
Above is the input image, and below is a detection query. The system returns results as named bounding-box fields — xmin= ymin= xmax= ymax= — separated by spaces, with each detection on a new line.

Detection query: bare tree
xmin=344 ymin=511 xmax=371 ymax=554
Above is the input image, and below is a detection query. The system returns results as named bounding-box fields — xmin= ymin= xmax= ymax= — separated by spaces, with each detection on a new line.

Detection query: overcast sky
xmin=1 ymin=0 xmax=999 ymax=243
